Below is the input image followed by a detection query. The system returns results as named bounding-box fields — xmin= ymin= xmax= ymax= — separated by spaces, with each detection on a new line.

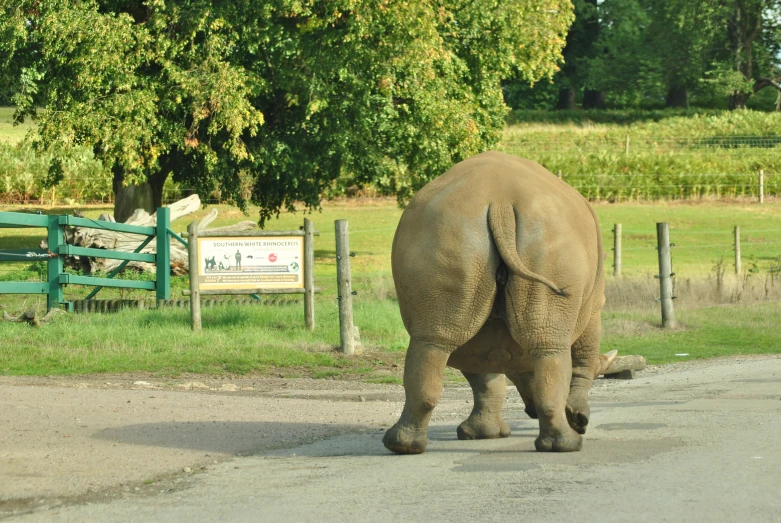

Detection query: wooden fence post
xmin=625 ymin=134 xmax=630 ymax=155
xmin=47 ymin=215 xmax=63 ymax=310
xmin=734 ymin=225 xmax=741 ymax=274
xmin=656 ymin=222 xmax=675 ymax=328
xmin=304 ymin=218 xmax=315 ymax=331
xmin=557 ymin=170 xmax=562 ymax=179
xmin=759 ymin=170 xmax=764 ymax=204
xmin=155 ymin=207 xmax=171 ymax=301
xmin=613 ymin=223 xmax=622 ymax=277
xmin=335 ymin=220 xmax=359 ymax=355
xmin=187 ymin=221 xmax=201 ymax=331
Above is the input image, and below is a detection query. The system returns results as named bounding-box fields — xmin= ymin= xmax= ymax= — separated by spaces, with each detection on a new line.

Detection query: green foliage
xmin=0 ymin=1 xmax=573 ymax=224
xmin=0 ymin=142 xmax=110 ymax=203
xmin=502 ymin=0 xmax=781 ymax=110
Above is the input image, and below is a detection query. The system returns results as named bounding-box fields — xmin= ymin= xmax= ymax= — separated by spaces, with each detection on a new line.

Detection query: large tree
xmin=554 ymin=0 xmax=601 ymax=110
xmin=1 ymin=1 xmax=572 ymax=224
xmin=723 ymin=0 xmax=781 ymax=109
xmin=642 ymin=0 xmax=724 ymax=108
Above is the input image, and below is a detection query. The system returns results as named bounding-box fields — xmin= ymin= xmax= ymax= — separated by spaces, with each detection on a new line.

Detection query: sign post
xmin=186 ymin=221 xmax=315 ymax=330
xmin=187 ymin=221 xmax=202 ymax=331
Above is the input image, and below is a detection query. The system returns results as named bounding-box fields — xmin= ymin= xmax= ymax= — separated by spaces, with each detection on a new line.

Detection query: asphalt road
xmin=2 ymin=355 xmax=780 ymax=522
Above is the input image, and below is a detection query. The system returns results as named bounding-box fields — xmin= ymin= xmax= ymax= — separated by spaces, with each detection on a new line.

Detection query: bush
xmin=0 ymin=142 xmax=111 ymax=204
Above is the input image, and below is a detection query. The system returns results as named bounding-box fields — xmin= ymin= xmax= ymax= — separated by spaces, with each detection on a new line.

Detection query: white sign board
xmin=197 ymin=236 xmax=304 ymax=290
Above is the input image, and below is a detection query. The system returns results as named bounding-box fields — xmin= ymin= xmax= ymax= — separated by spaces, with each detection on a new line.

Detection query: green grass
xmin=0 ymin=301 xmax=407 ymax=377
xmin=602 ymin=301 xmax=781 ymax=364
xmin=1 ymin=199 xmax=781 ymax=377
xmin=0 ymin=107 xmax=34 ymax=144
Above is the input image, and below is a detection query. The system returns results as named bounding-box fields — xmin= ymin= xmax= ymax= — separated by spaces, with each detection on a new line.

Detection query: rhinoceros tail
xmin=488 ymin=203 xmax=567 ymax=297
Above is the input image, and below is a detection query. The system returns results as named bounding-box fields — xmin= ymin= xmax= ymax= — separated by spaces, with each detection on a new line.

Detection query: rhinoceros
xmin=383 ymin=151 xmax=616 ymax=454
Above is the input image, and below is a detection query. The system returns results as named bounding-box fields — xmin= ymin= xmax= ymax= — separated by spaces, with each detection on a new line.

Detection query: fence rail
xmin=0 ymin=208 xmax=174 ymax=309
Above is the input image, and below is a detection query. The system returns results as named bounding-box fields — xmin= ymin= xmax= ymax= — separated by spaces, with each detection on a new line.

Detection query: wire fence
xmin=0 ymin=174 xmax=776 ymax=207
xmin=2 ymin=132 xmax=781 ymax=205
xmin=502 ymin=135 xmax=781 ymax=154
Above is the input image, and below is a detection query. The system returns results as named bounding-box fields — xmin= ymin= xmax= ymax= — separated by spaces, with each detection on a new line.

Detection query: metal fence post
xmin=734 ymin=225 xmax=741 ymax=274
xmin=656 ymin=222 xmax=675 ymax=328
xmin=47 ymin=215 xmax=64 ymax=310
xmin=156 ymin=207 xmax=171 ymax=301
xmin=613 ymin=223 xmax=622 ymax=277
xmin=304 ymin=218 xmax=315 ymax=331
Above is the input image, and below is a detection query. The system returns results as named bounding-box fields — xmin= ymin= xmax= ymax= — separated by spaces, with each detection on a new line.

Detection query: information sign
xmin=197 ymin=236 xmax=304 ymax=290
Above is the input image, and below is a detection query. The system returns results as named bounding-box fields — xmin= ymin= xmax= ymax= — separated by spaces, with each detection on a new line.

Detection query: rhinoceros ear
xmin=597 ymin=350 xmax=618 ymax=376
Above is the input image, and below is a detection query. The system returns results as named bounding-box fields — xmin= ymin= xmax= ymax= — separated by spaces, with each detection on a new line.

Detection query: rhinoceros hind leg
xmin=383 ymin=341 xmax=450 ymax=454
xmin=566 ymin=311 xmax=604 ymax=435
xmin=457 ymin=372 xmax=511 ymax=440
xmin=507 ymin=372 xmax=538 ymax=419
xmin=531 ymin=349 xmax=582 ymax=452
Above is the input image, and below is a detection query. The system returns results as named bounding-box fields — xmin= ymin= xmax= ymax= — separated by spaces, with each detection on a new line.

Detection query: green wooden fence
xmin=0 ymin=207 xmax=180 ymax=310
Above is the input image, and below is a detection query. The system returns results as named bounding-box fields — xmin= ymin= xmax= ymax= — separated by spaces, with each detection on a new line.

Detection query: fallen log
xmin=600 ymin=355 xmax=647 ymax=380
xmin=41 ymin=195 xmax=258 ymax=275
xmin=2 ymin=308 xmax=63 ymax=326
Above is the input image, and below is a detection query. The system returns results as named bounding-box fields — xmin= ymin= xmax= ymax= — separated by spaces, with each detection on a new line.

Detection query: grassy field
xmin=0 ymin=107 xmax=34 ymax=144
xmin=1 ymin=199 xmax=780 ymax=378
xmin=501 ymin=110 xmax=781 ymax=200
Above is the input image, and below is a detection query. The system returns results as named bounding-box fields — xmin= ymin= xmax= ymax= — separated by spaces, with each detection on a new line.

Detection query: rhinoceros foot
xmin=457 ymin=415 xmax=511 ymax=440
xmin=383 ymin=423 xmax=428 ymax=454
xmin=565 ymin=404 xmax=589 ymax=435
xmin=535 ymin=432 xmax=583 ymax=452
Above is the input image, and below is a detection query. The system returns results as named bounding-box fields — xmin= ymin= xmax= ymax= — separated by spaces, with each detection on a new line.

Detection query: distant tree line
xmin=504 ymin=0 xmax=781 ymax=111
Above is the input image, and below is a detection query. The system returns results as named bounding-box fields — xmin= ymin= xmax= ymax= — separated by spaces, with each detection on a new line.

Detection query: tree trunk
xmin=112 ymin=165 xmax=169 ymax=223
xmin=557 ymin=88 xmax=576 ymax=110
xmin=665 ymin=88 xmax=689 ymax=108
xmin=729 ymin=91 xmax=749 ymax=110
xmin=582 ymin=89 xmax=606 ymax=109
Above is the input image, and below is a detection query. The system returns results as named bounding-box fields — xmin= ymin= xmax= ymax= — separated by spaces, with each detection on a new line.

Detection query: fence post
xmin=557 ymin=170 xmax=562 ymax=179
xmin=304 ymin=218 xmax=315 ymax=331
xmin=625 ymin=134 xmax=630 ymax=155
xmin=187 ymin=221 xmax=201 ymax=331
xmin=335 ymin=220 xmax=359 ymax=355
xmin=734 ymin=225 xmax=741 ymax=274
xmin=759 ymin=170 xmax=764 ymax=204
xmin=155 ymin=207 xmax=171 ymax=301
xmin=47 ymin=215 xmax=63 ymax=310
xmin=613 ymin=223 xmax=622 ymax=277
xmin=656 ymin=222 xmax=675 ymax=328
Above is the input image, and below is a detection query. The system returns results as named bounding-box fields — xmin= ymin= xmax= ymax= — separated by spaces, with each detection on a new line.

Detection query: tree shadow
xmin=93 ymin=421 xmax=375 ymax=456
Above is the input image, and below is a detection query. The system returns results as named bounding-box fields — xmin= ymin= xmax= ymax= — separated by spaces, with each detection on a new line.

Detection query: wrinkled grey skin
xmin=383 ymin=151 xmax=615 ymax=454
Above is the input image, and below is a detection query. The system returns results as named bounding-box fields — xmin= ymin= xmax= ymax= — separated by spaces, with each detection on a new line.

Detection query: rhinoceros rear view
xmin=383 ymin=151 xmax=616 ymax=454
